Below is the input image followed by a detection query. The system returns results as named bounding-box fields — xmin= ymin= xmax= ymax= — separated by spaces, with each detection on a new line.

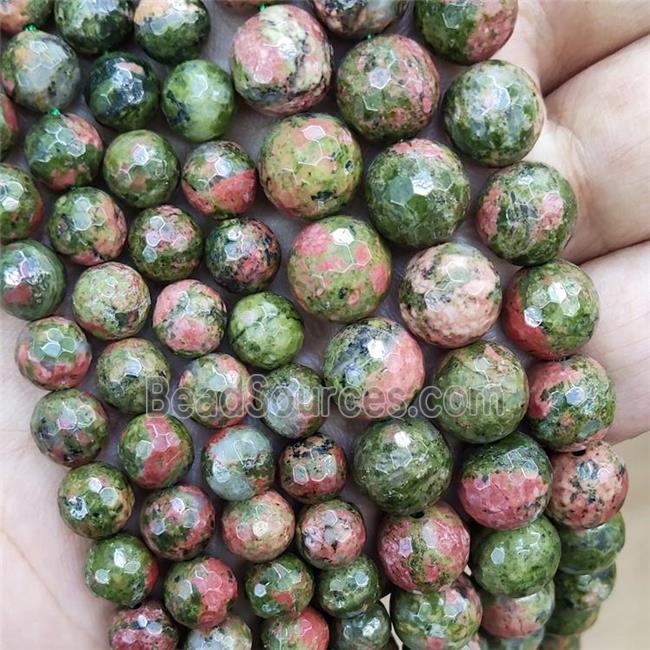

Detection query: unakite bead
xmin=57 ymin=461 xmax=134 ymax=539
xmin=0 ymin=93 xmax=19 ymax=160
xmin=331 ymin=602 xmax=392 ymax=649
xmin=84 ymin=533 xmax=158 ymax=607
xmin=260 ymin=607 xmax=330 ymax=650
xmin=0 ymin=0 xmax=53 ymax=34
xmin=540 ymin=633 xmax=581 ymax=650
xmin=0 ymin=164 xmax=43 ymax=242
xmin=554 ymin=564 xmax=616 ymax=611
xmin=109 ymin=601 xmax=179 ymax=650
xmin=183 ymin=615 xmax=252 ymax=650
xmin=545 ymin=603 xmax=599 ymax=636
xmin=481 ymin=629 xmax=545 ymax=649
xmin=1 ymin=240 xmax=65 ymax=320
xmin=227 ymin=292 xmax=304 ymax=370
xmin=86 ymin=52 xmax=160 ymax=132
xmin=311 ymin=0 xmax=407 ymax=39
xmin=162 ymin=59 xmax=235 ymax=143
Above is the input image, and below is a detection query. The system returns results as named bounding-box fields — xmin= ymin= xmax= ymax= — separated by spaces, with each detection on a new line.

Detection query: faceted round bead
xmin=30 ymin=388 xmax=108 ymax=467
xmin=182 ymin=141 xmax=257 ymax=219
xmin=554 ymin=564 xmax=615 ymax=613
xmin=84 ymin=533 xmax=158 ymax=607
xmin=230 ymin=4 xmax=332 ymax=116
xmin=258 ymin=113 xmax=362 ymax=220
xmin=153 ymin=280 xmax=227 ymax=358
xmin=287 ymin=215 xmax=391 ymax=323
xmin=479 ymin=581 xmax=555 ymax=639
xmin=205 ymin=218 xmax=280 ymax=294
xmin=179 ymin=353 xmax=251 ymax=428
xmin=470 ymin=516 xmax=561 ymax=597
xmin=336 ymin=34 xmax=440 ymax=143
xmin=527 ymin=355 xmax=615 ymax=452
xmin=227 ymin=291 xmax=304 ymax=370
xmin=128 ymin=205 xmax=203 ymax=282
xmin=24 ymin=112 xmax=103 ymax=191
xmin=49 ymin=188 xmax=126 ymax=266
xmin=0 ymin=0 xmax=53 ymax=34
xmin=0 ymin=93 xmax=19 ymax=160
xmin=391 ymin=576 xmax=482 ymax=650
xmin=279 ymin=433 xmax=347 ymax=504
xmin=503 ymin=260 xmax=600 ymax=360
xmin=140 ymin=484 xmax=215 ymax=560
xmin=547 ymin=441 xmax=628 ymax=529
xmin=431 ymin=341 xmax=528 ymax=443
xmin=103 ymin=130 xmax=179 ymax=209
xmin=54 ymin=0 xmax=133 ymax=54
xmin=259 ymin=363 xmax=325 ymax=439
xmin=85 ymin=52 xmax=160 ymax=132
xmin=57 ymin=461 xmax=134 ymax=539
xmin=316 ymin=554 xmax=381 ymax=618
xmin=1 ymin=30 xmax=80 ymax=113
xmin=134 ymin=0 xmax=210 ymax=64
xmin=0 ymin=164 xmax=43 ymax=242
xmin=378 ymin=501 xmax=469 ymax=593
xmin=458 ymin=431 xmax=552 ymax=530
xmin=118 ymin=414 xmax=194 ymax=489
xmin=244 ymin=553 xmax=314 ymax=619
xmin=330 ymin=602 xmax=392 ymax=649
xmin=96 ymin=338 xmax=171 ymax=415
xmin=352 ymin=417 xmax=451 ymax=515
xmin=164 ymin=555 xmax=238 ymax=629
xmin=415 ymin=0 xmax=518 ymax=64
xmin=0 ymin=239 xmax=65 ymax=320
xmin=545 ymin=602 xmax=599 ymax=636
xmin=311 ymin=0 xmax=407 ymax=39
xmin=15 ymin=316 xmax=91 ymax=390
xmin=201 ymin=424 xmax=274 ymax=501
xmin=399 ymin=242 xmax=502 ymax=348
xmin=72 ymin=262 xmax=150 ymax=340
xmin=482 ymin=629 xmax=545 ymax=649
xmin=443 ymin=60 xmax=544 ymax=167
xmin=109 ymin=600 xmax=178 ymax=650
xmin=476 ymin=162 xmax=578 ymax=266
xmin=296 ymin=498 xmax=366 ymax=569
xmin=260 ymin=607 xmax=330 ymax=650
xmin=162 ymin=59 xmax=235 ymax=143
xmin=366 ymin=138 xmax=470 ymax=248
xmin=183 ymin=615 xmax=252 ymax=650
xmin=557 ymin=512 xmax=625 ymax=575
xmin=322 ymin=317 xmax=425 ymax=420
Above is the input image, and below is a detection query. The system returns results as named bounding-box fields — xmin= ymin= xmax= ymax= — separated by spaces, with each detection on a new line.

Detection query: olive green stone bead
xmin=554 ymin=565 xmax=616 ymax=612
xmin=0 ymin=164 xmax=43 ymax=242
xmin=331 ymin=602 xmax=392 ymax=649
xmin=545 ymin=603 xmax=599 ymax=636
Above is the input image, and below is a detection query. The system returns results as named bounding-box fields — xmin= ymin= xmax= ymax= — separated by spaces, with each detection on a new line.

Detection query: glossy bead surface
xmin=258 ymin=113 xmax=362 ymax=220
xmin=322 ymin=317 xmax=425 ymax=419
xmin=458 ymin=431 xmax=552 ymax=530
xmin=0 ymin=94 xmax=19 ymax=160
xmin=0 ymin=0 xmax=53 ymax=34
xmin=128 ymin=205 xmax=203 ymax=282
xmin=1 ymin=239 xmax=65 ymax=320
xmin=366 ymin=138 xmax=470 ymax=248
xmin=72 ymin=262 xmax=150 ymax=340
xmin=287 ymin=215 xmax=391 ymax=323
xmin=336 ymin=34 xmax=440 ymax=143
xmin=230 ymin=4 xmax=332 ymax=116
xmin=109 ymin=600 xmax=178 ymax=650
xmin=545 ymin=603 xmax=599 ymax=636
xmin=554 ymin=564 xmax=615 ymax=612
xmin=140 ymin=484 xmax=215 ymax=560
xmin=86 ymin=52 xmax=160 ymax=132
xmin=24 ymin=112 xmax=103 ymax=191
xmin=482 ymin=629 xmax=545 ymax=649
xmin=96 ymin=338 xmax=171 ymax=415
xmin=205 ymin=218 xmax=280 ymax=294
xmin=183 ymin=615 xmax=252 ymax=650
xmin=330 ymin=602 xmax=391 ymax=649
xmin=58 ymin=461 xmax=134 ymax=539
xmin=103 ymin=130 xmax=179 ymax=209
xmin=399 ymin=242 xmax=502 ymax=348
xmin=311 ymin=0 xmax=406 ymax=39
xmin=118 ymin=414 xmax=194 ymax=489
xmin=49 ymin=188 xmax=126 ymax=266
xmin=153 ymin=280 xmax=227 ymax=358
xmin=1 ymin=30 xmax=80 ymax=112
xmin=260 ymin=606 xmax=330 ymax=650
xmin=162 ymin=59 xmax=235 ymax=142
xmin=279 ymin=432 xmax=347 ymax=504
xmin=182 ymin=141 xmax=257 ymax=219
xmin=201 ymin=425 xmax=273 ymax=501
xmin=353 ymin=417 xmax=451 ymax=515
xmin=15 ymin=316 xmax=91 ymax=390
xmin=0 ymin=165 xmax=43 ymax=242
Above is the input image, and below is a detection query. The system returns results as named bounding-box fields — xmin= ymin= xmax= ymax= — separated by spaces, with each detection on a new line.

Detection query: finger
xmin=525 ymin=37 xmax=650 ymax=263
xmin=498 ymin=0 xmax=650 ymax=92
xmin=579 ymin=242 xmax=650 ymax=444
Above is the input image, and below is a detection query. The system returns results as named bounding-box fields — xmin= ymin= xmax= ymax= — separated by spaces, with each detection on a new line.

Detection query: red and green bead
xmin=331 ymin=602 xmax=392 ymax=649
xmin=481 ymin=629 xmax=545 ymax=649
xmin=545 ymin=603 xmax=599 ymax=637
xmin=109 ymin=600 xmax=178 ymax=650
xmin=287 ymin=215 xmax=391 ymax=323
xmin=58 ymin=461 xmax=134 ymax=539
xmin=0 ymin=93 xmax=19 ymax=160
xmin=184 ymin=615 xmax=252 ymax=649
xmin=311 ymin=0 xmax=407 ymax=39
xmin=260 ymin=606 xmax=330 ymax=650
xmin=0 ymin=0 xmax=53 ymax=34
xmin=554 ymin=564 xmax=616 ymax=612
xmin=540 ymin=633 xmax=581 ymax=650
xmin=0 ymin=165 xmax=43 ymax=242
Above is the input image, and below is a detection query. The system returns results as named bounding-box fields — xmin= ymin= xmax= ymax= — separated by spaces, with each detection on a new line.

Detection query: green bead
xmin=0 ymin=93 xmax=19 ymax=160
xmin=554 ymin=565 xmax=616 ymax=611
xmin=0 ymin=0 xmax=53 ymax=34
xmin=183 ymin=615 xmax=252 ymax=649
xmin=331 ymin=602 xmax=391 ymax=649
xmin=0 ymin=164 xmax=43 ymax=242
xmin=545 ymin=603 xmax=599 ymax=636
